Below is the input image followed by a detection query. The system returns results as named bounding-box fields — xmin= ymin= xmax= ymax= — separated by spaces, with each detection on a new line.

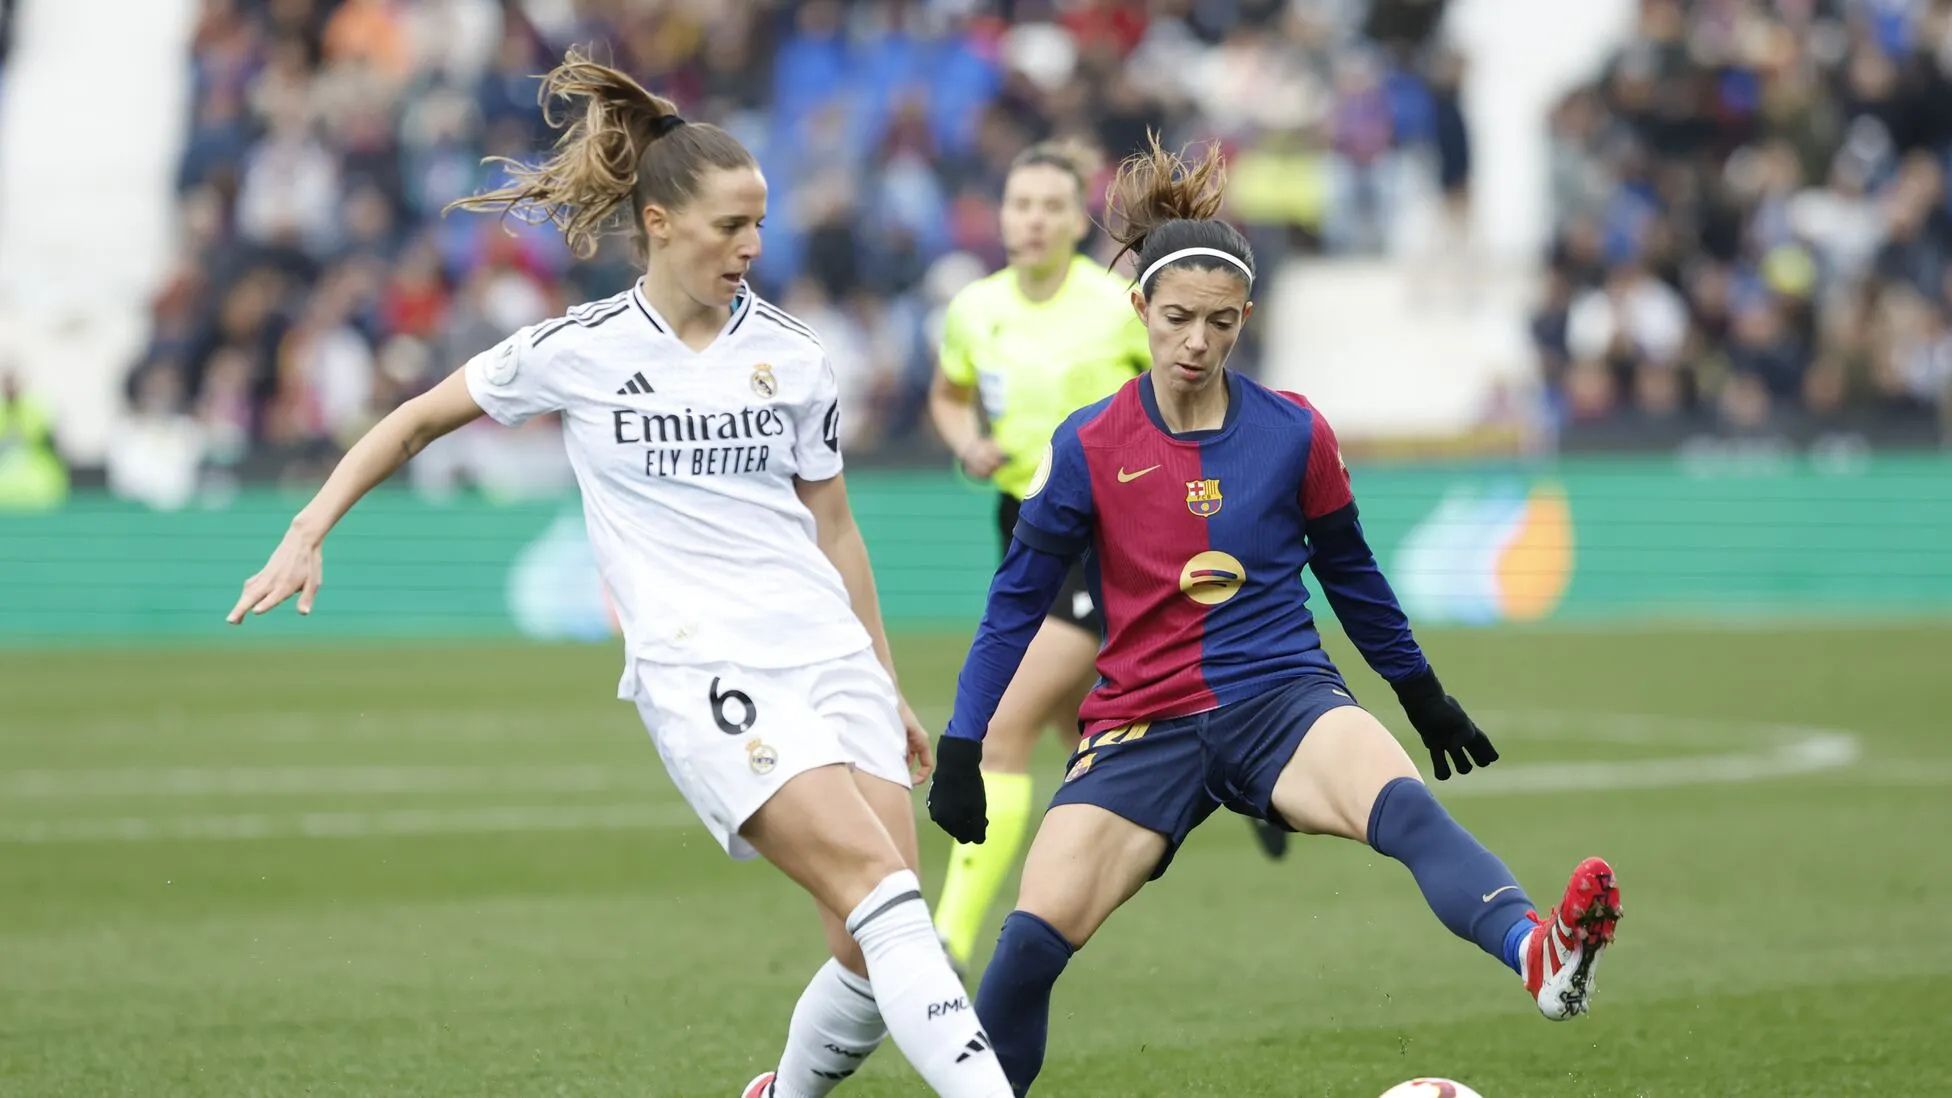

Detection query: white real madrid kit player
xmin=464 ymin=282 xmax=909 ymax=856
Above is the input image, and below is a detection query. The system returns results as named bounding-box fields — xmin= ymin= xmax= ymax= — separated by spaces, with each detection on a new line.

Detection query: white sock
xmin=846 ymin=870 xmax=1011 ymax=1098
xmin=770 ymin=958 xmax=886 ymax=1098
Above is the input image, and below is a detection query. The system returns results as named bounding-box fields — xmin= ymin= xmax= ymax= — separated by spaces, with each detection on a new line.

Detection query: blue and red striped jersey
xmin=946 ymin=369 xmax=1428 ymax=744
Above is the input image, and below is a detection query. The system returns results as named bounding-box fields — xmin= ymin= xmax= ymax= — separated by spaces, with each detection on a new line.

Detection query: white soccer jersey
xmin=463 ymin=282 xmax=872 ymax=673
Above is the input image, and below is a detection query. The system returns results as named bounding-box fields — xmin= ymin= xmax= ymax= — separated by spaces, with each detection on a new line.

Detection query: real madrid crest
xmin=750 ymin=363 xmax=778 ymax=399
xmin=746 ymin=739 xmax=778 ymax=775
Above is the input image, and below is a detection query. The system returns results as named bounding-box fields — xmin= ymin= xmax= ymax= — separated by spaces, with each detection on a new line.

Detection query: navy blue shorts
xmin=1046 ymin=673 xmax=1361 ymax=879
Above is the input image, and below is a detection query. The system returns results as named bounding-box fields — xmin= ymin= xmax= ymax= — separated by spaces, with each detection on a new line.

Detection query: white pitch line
xmin=1438 ymin=731 xmax=1861 ymax=797
xmin=0 ymin=711 xmax=1876 ymax=844
xmin=7 ymin=708 xmax=628 ymax=746
xmin=0 ymin=764 xmax=651 ymax=799
xmin=1436 ymin=709 xmax=1866 ymax=795
xmin=0 ymin=802 xmax=701 ymax=844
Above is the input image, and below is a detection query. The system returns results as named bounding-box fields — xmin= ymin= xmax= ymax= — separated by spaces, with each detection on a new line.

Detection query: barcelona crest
xmin=1185 ymin=478 xmax=1223 ymax=517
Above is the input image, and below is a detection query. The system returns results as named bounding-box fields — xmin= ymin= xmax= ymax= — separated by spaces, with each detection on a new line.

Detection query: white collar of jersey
xmin=630 ymin=279 xmax=752 ymax=341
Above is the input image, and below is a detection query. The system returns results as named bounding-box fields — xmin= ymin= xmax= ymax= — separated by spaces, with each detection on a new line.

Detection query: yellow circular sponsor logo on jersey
xmin=1024 ymin=442 xmax=1054 ymax=499
xmin=1179 ymin=550 xmax=1247 ymax=605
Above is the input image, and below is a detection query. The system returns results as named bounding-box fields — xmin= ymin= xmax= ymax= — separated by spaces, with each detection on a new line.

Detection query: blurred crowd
xmin=1535 ymin=0 xmax=1952 ymax=449
xmin=119 ymin=0 xmax=1468 ymax=497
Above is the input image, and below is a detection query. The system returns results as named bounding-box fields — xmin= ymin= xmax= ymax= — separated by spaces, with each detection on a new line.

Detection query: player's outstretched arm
xmin=796 ymin=472 xmax=935 ymax=783
xmin=1292 ymin=396 xmax=1497 ymax=779
xmin=226 ymin=368 xmax=486 ymax=624
xmin=1307 ymin=519 xmax=1498 ymax=780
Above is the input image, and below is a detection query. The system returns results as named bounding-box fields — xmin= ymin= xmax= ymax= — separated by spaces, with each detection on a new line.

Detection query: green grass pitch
xmin=4 ymin=624 xmax=1951 ymax=1096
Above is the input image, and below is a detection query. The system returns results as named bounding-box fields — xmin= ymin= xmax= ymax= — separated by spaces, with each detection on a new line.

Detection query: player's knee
xmin=1011 ymin=897 xmax=1094 ymax=949
xmin=1012 ymin=869 xmax=1107 ymax=948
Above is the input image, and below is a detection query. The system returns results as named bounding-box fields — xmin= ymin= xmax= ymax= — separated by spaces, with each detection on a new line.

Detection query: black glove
xmin=1392 ymin=667 xmax=1498 ymax=781
xmin=927 ymin=735 xmax=988 ymax=844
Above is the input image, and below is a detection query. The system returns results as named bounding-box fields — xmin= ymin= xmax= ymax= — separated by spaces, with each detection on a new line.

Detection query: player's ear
xmin=641 ymin=202 xmax=671 ymax=246
xmin=1130 ymin=289 xmax=1147 ymax=323
xmin=1243 ymin=300 xmax=1255 ymax=324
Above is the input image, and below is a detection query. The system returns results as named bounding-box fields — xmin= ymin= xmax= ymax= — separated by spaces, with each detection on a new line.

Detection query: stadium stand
xmin=110 ymin=0 xmax=1477 ymax=501
xmin=1535 ymin=0 xmax=1952 ymax=451
xmin=9 ymin=0 xmax=1948 ymax=508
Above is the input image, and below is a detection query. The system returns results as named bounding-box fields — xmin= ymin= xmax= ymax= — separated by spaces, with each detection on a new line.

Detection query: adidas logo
xmin=617 ymin=372 xmax=654 ymax=396
xmin=954 ymin=1030 xmax=991 ymax=1063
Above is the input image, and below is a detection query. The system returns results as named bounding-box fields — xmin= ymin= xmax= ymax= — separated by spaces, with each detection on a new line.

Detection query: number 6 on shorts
xmin=710 ymin=677 xmax=757 ymax=735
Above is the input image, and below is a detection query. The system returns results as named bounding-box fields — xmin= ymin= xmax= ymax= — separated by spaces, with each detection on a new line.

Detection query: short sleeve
xmin=795 ymin=357 xmax=844 ymax=481
xmin=937 ymin=293 xmax=977 ymax=388
xmin=463 ymin=325 xmax=559 ymax=427
xmin=1013 ymin=417 xmax=1094 ymax=557
xmin=1301 ymin=401 xmax=1356 ymax=525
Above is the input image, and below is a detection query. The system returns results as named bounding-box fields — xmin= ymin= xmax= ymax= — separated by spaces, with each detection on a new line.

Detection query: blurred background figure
xmin=0 ymin=363 xmax=68 ymax=510
xmin=2 ymin=0 xmax=1667 ymax=498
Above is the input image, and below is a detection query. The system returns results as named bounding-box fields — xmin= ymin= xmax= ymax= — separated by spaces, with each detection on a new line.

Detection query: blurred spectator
xmin=135 ymin=0 xmax=1478 ymax=492
xmin=0 ymin=0 xmax=17 ymax=82
xmin=106 ymin=366 xmax=207 ymax=513
xmin=1535 ymin=0 xmax=1952 ymax=450
xmin=0 ymin=367 xmax=69 ymax=511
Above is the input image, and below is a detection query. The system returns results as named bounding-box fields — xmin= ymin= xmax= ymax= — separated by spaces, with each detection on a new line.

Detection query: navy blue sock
xmin=974 ymin=910 xmax=1074 ymax=1096
xmin=1367 ymin=776 xmax=1535 ymax=973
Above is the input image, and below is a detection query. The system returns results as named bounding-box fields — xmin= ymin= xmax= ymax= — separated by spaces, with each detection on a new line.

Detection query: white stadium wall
xmin=0 ymin=0 xmax=200 ymax=464
xmin=1262 ymin=0 xmax=1635 ymax=444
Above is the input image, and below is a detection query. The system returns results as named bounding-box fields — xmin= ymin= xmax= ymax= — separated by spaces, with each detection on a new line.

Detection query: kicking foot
xmin=1520 ymin=856 xmax=1622 ymax=1020
xmin=1249 ymin=816 xmax=1290 ymax=860
xmin=740 ymin=1072 xmax=774 ymax=1098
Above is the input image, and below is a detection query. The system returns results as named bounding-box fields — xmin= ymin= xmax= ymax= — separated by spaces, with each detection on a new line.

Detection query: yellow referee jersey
xmin=938 ymin=255 xmax=1151 ymax=499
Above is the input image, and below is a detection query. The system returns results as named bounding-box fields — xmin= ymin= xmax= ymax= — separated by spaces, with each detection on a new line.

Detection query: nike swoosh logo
xmin=1117 ymin=465 xmax=1161 ymax=482
xmin=1482 ymin=885 xmax=1519 ymax=903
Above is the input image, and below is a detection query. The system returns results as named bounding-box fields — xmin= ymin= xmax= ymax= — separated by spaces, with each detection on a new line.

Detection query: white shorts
xmin=622 ymin=646 xmax=910 ymax=860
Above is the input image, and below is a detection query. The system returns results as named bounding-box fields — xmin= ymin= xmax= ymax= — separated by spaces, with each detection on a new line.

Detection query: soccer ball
xmin=1378 ymin=1081 xmax=1484 ymax=1098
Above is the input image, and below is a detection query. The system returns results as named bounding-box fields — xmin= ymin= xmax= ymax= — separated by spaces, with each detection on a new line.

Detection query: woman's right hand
xmin=959 ymin=437 xmax=1008 ymax=481
xmin=227 ymin=525 xmax=325 ymax=624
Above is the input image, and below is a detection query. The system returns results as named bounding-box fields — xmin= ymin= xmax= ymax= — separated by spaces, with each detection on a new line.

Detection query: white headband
xmin=1139 ymin=246 xmax=1254 ymax=292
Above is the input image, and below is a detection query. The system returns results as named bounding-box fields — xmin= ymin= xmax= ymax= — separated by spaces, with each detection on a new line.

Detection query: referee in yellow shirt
xmin=927 ymin=141 xmax=1287 ymax=976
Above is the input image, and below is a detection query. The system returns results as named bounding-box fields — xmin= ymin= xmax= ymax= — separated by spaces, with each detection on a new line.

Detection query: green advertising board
xmin=2 ymin=456 xmax=1948 ymax=644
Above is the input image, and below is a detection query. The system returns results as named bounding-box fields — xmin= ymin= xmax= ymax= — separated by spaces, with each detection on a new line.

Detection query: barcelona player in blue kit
xmin=926 ymin=138 xmax=1624 ymax=1095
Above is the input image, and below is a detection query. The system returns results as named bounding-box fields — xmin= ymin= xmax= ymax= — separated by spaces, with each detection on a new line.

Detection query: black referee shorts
xmin=995 ymin=494 xmax=1105 ymax=638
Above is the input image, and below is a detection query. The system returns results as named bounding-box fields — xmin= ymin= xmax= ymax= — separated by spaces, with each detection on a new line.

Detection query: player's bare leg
xmin=742 ymin=765 xmax=1011 ymax=1098
xmin=934 ymin=617 xmax=1095 ymax=973
xmin=1267 ymin=706 xmax=1621 ymax=1019
xmin=974 ymin=804 xmax=1167 ymax=1094
xmin=750 ymin=769 xmax=926 ymax=1098
xmin=1266 ymin=705 xmax=1420 ymax=839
